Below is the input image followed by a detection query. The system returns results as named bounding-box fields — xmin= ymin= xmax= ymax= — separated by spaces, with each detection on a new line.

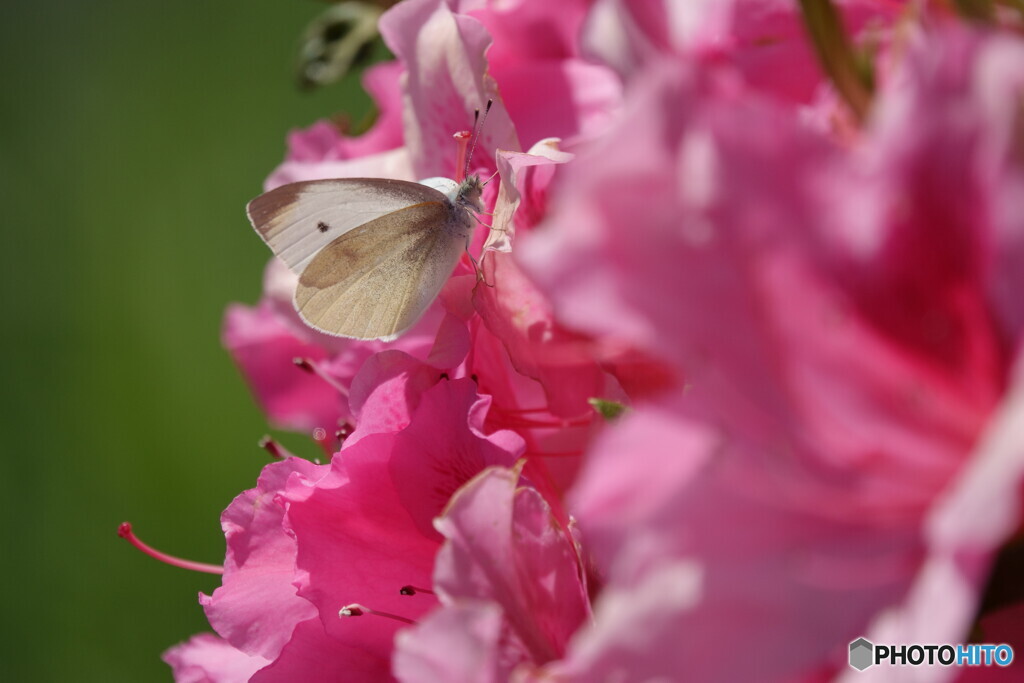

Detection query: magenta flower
xmin=163 ymin=633 xmax=270 ymax=683
xmin=394 ymin=465 xmax=589 ymax=680
xmin=174 ymin=371 xmax=525 ymax=680
xmin=138 ymin=1 xmax=1024 ymax=681
xmin=517 ymin=15 xmax=1024 ymax=683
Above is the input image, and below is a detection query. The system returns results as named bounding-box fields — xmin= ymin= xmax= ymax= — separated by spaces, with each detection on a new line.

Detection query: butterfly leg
xmin=464 ymin=239 xmax=499 ymax=288
xmin=470 ymin=213 xmax=494 ymax=230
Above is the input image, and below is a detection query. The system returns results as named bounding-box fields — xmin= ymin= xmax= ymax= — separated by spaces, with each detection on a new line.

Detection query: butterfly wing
xmin=246 ymin=178 xmax=447 ymax=274
xmin=294 ymin=200 xmax=466 ymax=340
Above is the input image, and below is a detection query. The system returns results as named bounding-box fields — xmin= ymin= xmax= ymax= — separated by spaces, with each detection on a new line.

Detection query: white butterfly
xmin=247 ymin=173 xmax=485 ymax=341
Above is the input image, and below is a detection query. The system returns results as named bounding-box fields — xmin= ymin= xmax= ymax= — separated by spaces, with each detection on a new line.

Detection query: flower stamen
xmin=292 ymin=357 xmax=349 ymax=396
xmin=259 ymin=435 xmax=295 ymax=460
xmin=453 ymin=131 xmax=472 ymax=183
xmin=117 ymin=522 xmax=224 ymax=575
xmin=339 ymin=603 xmax=415 ymax=625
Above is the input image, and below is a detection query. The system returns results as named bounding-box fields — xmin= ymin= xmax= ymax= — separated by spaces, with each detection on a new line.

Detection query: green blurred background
xmin=0 ymin=2 xmax=372 ymax=679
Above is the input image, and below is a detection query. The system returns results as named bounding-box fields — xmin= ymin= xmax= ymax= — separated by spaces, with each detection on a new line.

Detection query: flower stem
xmin=798 ymin=0 xmax=874 ymax=123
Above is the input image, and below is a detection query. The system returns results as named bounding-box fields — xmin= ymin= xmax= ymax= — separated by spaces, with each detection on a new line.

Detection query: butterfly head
xmin=456 ymin=174 xmax=484 ymax=214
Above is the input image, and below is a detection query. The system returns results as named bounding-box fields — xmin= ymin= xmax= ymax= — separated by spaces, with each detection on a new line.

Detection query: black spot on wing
xmin=317 ymin=221 xmax=330 ymax=233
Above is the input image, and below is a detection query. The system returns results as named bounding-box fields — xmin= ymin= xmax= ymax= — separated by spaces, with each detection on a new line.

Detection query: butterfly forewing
xmin=294 ymin=201 xmax=465 ymax=340
xmin=247 ymin=178 xmax=448 ymax=273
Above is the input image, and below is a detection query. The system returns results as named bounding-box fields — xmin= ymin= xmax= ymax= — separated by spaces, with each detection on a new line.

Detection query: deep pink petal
xmin=201 ymin=458 xmax=325 ymax=659
xmin=388 ymin=379 xmax=523 ymax=539
xmin=473 ymin=252 xmax=608 ymax=418
xmin=222 ymin=301 xmax=343 ymax=434
xmin=249 ymin=618 xmax=394 ymax=683
xmin=345 ymin=350 xmax=445 ymax=446
xmin=283 ymin=382 xmax=522 ymax=653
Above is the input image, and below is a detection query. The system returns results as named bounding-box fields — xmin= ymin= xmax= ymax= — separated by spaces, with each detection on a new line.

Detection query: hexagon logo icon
xmin=849 ymin=638 xmax=874 ymax=671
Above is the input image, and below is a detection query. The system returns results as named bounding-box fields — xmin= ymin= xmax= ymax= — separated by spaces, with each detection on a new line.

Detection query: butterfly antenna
xmin=464 ymin=99 xmax=492 ymax=180
xmin=480 ymin=168 xmax=500 ymax=189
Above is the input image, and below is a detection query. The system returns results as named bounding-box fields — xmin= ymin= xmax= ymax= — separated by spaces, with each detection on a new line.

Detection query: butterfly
xmin=246 ymin=170 xmax=486 ymax=341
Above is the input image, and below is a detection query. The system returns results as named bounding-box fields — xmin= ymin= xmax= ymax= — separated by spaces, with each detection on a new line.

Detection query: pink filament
xmin=339 ymin=603 xmax=416 ymax=625
xmin=453 ymin=131 xmax=472 ymax=182
xmin=117 ymin=522 xmax=224 ymax=575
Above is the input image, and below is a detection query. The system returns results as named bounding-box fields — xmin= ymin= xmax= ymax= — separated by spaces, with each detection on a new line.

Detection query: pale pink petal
xmin=284 ymin=61 xmax=404 ymax=163
xmin=393 ymin=601 xmax=506 ymax=683
xmin=379 ymin=0 xmax=519 ymax=180
xmin=543 ymin=562 xmax=703 ymax=682
xmin=265 ymin=146 xmax=414 ymax=190
xmin=486 ymin=139 xmax=573 ymax=253
xmin=839 ymin=355 xmax=1024 ymax=682
xmin=493 ymin=59 xmax=623 ymax=150
xmin=568 ymin=402 xmax=924 ymax=681
xmin=465 ymin=0 xmax=590 ymax=65
xmin=163 ymin=633 xmax=270 ymax=683
xmin=581 ymin=0 xmax=900 ymax=103
xmin=464 ymin=0 xmax=621 ymax=148
xmin=284 ymin=120 xmax=342 ymax=163
xmin=433 ymin=466 xmax=588 ymax=666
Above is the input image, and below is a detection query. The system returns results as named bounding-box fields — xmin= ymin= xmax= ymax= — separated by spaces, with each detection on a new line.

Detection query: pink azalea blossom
xmin=459 ymin=0 xmax=622 ymax=147
xmin=582 ymin=0 xmax=901 ymax=103
xmin=518 ymin=17 xmax=1024 ymax=683
xmin=394 ymin=465 xmax=589 ymax=680
xmin=223 ymin=259 xmax=462 ymax=438
xmin=190 ymin=373 xmax=524 ymax=680
xmin=200 ymin=457 xmax=322 ymax=660
xmin=163 ymin=634 xmax=270 ymax=683
xmin=146 ymin=1 xmax=1024 ymax=681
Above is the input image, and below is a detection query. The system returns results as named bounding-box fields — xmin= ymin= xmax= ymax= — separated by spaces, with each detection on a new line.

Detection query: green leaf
xmin=588 ymin=398 xmax=628 ymax=421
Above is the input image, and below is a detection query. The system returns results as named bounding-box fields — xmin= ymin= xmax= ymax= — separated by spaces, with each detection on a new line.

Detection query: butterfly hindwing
xmin=294 ymin=200 xmax=465 ymax=340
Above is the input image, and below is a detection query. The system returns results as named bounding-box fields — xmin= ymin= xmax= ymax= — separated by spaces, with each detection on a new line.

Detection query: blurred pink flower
xmin=518 ymin=18 xmax=1024 ymax=683
xmin=582 ymin=0 xmax=901 ymax=103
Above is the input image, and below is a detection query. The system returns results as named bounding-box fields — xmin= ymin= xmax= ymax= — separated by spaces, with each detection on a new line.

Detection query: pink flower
xmin=149 ymin=1 xmax=1024 ymax=681
xmin=200 ymin=457 xmax=322 ymax=660
xmin=192 ymin=371 xmax=524 ymax=680
xmin=582 ymin=0 xmax=901 ymax=104
xmin=518 ymin=18 xmax=1024 ymax=682
xmin=223 ymin=259 xmax=463 ymax=440
xmin=460 ymin=0 xmax=622 ymax=148
xmin=163 ymin=634 xmax=270 ymax=683
xmin=394 ymin=466 xmax=589 ymax=680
